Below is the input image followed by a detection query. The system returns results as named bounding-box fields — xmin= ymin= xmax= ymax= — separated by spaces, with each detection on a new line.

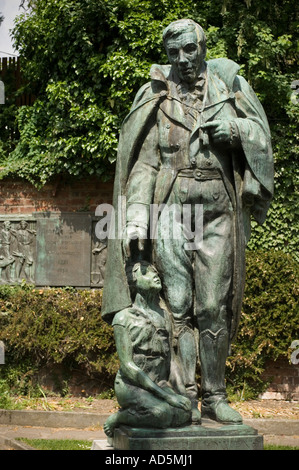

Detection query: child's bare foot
xmin=191 ymin=405 xmax=201 ymax=424
xmin=103 ymin=413 xmax=119 ymax=437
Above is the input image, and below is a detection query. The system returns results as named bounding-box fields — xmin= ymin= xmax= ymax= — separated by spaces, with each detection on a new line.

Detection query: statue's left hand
xmin=201 ymin=120 xmax=231 ymax=144
xmin=123 ymin=224 xmax=147 ymax=258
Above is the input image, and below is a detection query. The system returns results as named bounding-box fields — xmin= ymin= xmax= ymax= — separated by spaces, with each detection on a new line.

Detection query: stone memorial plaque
xmin=35 ymin=213 xmax=92 ymax=286
xmin=0 ymin=341 xmax=4 ymax=365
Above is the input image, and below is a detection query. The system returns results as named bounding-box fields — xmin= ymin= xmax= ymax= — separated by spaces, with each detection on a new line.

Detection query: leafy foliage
xmin=247 ymin=102 xmax=299 ymax=260
xmin=0 ymin=286 xmax=117 ymax=392
xmin=0 ymin=0 xmax=206 ymax=185
xmin=227 ymin=250 xmax=299 ymax=398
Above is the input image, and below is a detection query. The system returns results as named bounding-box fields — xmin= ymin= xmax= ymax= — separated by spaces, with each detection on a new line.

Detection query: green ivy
xmin=227 ymin=250 xmax=299 ymax=398
xmin=247 ymin=103 xmax=299 ymax=261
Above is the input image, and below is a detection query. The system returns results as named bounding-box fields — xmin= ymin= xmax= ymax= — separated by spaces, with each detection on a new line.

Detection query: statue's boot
xmin=199 ymin=328 xmax=242 ymax=425
xmin=175 ymin=324 xmax=201 ymax=424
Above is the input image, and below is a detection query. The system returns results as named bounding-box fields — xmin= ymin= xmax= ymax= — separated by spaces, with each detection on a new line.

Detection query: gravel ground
xmin=10 ymin=396 xmax=299 ymax=419
xmin=231 ymin=399 xmax=299 ymax=419
xmin=10 ymin=396 xmax=120 ymax=414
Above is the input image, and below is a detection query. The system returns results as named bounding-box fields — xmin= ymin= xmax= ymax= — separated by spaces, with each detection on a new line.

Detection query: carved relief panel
xmin=0 ymin=218 xmax=36 ymax=285
xmin=0 ymin=214 xmax=107 ymax=287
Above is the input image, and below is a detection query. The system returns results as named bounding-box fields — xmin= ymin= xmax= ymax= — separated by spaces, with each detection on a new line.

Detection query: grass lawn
xmin=264 ymin=444 xmax=299 ymax=451
xmin=17 ymin=438 xmax=92 ymax=450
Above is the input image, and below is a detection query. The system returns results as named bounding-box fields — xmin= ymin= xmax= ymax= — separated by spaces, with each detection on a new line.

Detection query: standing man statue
xmin=102 ymin=19 xmax=273 ymax=426
xmin=12 ymin=221 xmax=36 ymax=284
xmin=0 ymin=221 xmax=16 ymax=284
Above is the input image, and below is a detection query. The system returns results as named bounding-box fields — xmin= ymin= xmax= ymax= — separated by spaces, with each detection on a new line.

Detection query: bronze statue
xmin=104 ymin=261 xmax=192 ymax=436
xmin=102 ymin=19 xmax=273 ymax=428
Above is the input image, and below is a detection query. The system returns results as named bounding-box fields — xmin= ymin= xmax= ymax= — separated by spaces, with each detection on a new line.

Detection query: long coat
xmin=102 ymin=58 xmax=274 ymax=341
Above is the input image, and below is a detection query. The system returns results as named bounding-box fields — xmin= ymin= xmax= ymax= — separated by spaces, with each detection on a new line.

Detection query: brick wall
xmin=0 ymin=176 xmax=113 ymax=214
xmin=34 ymin=356 xmax=299 ymax=399
xmin=260 ymin=356 xmax=299 ymax=401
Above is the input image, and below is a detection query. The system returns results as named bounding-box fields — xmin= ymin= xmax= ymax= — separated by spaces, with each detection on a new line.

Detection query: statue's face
xmin=165 ymin=30 xmax=205 ymax=84
xmin=20 ymin=221 xmax=27 ymax=229
xmin=135 ymin=264 xmax=162 ymax=293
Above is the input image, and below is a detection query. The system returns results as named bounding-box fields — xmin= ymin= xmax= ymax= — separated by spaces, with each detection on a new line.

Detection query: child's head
xmin=126 ymin=261 xmax=161 ymax=298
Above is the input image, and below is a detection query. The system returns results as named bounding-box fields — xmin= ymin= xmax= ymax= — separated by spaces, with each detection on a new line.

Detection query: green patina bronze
xmin=102 ymin=19 xmax=273 ymax=439
xmin=104 ymin=261 xmax=192 ymax=436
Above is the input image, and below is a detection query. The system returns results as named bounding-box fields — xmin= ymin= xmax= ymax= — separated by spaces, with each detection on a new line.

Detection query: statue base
xmin=92 ymin=418 xmax=263 ymax=450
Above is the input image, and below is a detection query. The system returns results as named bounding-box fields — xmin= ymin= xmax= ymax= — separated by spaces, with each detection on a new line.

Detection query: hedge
xmin=227 ymin=249 xmax=298 ymax=398
xmin=0 ymin=250 xmax=298 ymax=399
xmin=0 ymin=287 xmax=117 ymax=394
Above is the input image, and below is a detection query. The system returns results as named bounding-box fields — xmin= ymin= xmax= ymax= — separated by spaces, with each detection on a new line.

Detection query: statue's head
xmin=126 ymin=260 xmax=162 ymax=299
xmin=163 ymin=19 xmax=206 ymax=84
xmin=19 ymin=220 xmax=28 ymax=229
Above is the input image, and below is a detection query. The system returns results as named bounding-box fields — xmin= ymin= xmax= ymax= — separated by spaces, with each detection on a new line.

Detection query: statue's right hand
xmin=166 ymin=394 xmax=192 ymax=411
xmin=123 ymin=224 xmax=147 ymax=258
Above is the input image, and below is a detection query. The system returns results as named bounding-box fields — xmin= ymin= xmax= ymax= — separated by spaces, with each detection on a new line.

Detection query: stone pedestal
xmin=92 ymin=419 xmax=263 ymax=450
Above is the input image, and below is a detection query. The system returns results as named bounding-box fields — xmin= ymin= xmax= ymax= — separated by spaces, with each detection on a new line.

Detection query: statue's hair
xmin=162 ymin=19 xmax=206 ymax=57
xmin=125 ymin=260 xmax=158 ymax=298
xmin=126 ymin=260 xmax=149 ymax=297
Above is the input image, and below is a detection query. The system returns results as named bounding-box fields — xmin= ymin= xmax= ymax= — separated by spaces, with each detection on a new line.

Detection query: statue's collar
xmin=150 ymin=59 xmax=240 ymax=95
xmin=150 ymin=62 xmax=207 ymax=89
xmin=150 ymin=64 xmax=172 ymax=84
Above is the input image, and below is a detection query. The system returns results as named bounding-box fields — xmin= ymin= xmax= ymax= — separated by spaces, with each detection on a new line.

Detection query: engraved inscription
xmin=35 ymin=214 xmax=91 ymax=287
